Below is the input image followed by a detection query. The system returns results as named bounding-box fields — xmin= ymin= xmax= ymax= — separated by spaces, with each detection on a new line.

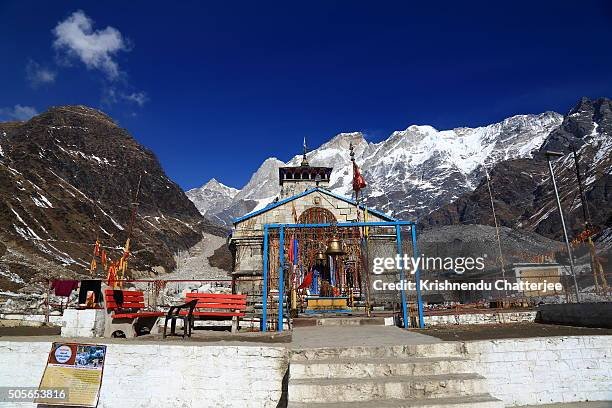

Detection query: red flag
xmin=352 ymin=161 xmax=367 ymax=193
xmin=297 ymin=270 xmax=313 ymax=290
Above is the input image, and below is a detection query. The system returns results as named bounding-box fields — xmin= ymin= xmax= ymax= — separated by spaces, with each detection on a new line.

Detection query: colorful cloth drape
xmin=329 ymin=255 xmax=336 ymax=286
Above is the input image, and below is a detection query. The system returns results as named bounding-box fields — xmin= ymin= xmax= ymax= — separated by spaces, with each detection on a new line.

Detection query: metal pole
xmin=261 ymin=225 xmax=269 ymax=332
xmin=45 ymin=279 xmax=50 ymax=325
xmin=411 ymin=225 xmax=425 ymax=328
xmin=362 ymin=236 xmax=372 ymax=317
xmin=571 ymin=149 xmax=591 ymax=225
xmin=546 ymin=155 xmax=580 ymax=303
xmin=485 ymin=167 xmax=507 ymax=296
xmin=395 ymin=225 xmax=409 ymax=329
xmin=278 ymin=226 xmax=285 ymax=332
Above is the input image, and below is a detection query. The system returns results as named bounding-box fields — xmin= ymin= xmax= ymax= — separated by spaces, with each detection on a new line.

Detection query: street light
xmin=544 ymin=151 xmax=580 ymax=303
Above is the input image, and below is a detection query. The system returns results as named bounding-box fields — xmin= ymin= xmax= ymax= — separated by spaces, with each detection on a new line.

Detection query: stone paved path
xmin=517 ymin=403 xmax=612 ymax=408
xmin=292 ymin=325 xmax=441 ymax=349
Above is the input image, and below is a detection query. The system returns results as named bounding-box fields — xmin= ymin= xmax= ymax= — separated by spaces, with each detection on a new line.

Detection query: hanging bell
xmin=316 ymin=251 xmax=326 ymax=261
xmin=326 ymin=237 xmax=345 ymax=255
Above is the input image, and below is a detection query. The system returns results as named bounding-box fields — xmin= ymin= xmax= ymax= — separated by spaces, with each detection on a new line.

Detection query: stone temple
xmin=229 ymin=145 xmax=408 ymax=325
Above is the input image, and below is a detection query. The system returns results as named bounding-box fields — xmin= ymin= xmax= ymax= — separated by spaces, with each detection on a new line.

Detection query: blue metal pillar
xmin=277 ymin=226 xmax=285 ymax=332
xmin=261 ymin=225 xmax=269 ymax=332
xmin=395 ymin=225 xmax=409 ymax=329
xmin=411 ymin=225 xmax=425 ymax=328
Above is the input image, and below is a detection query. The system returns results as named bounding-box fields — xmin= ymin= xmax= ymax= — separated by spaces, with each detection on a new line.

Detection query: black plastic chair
xmin=163 ymin=299 xmax=198 ymax=339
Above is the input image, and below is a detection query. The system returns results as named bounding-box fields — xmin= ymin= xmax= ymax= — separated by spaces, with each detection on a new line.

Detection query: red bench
xmin=103 ymin=289 xmax=165 ymax=338
xmin=182 ymin=293 xmax=247 ymax=333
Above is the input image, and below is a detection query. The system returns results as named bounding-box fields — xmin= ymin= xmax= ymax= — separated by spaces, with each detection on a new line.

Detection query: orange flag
xmin=106 ymin=262 xmax=117 ymax=288
xmin=101 ymin=249 xmax=107 ymax=270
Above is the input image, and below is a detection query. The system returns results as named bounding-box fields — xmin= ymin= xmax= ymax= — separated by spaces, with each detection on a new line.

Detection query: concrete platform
xmin=292 ymin=325 xmax=441 ymax=349
xmin=517 ymin=403 xmax=612 ymax=408
xmin=288 ymin=325 xmax=505 ymax=407
xmin=293 ymin=315 xmax=394 ymax=327
xmin=290 ymin=356 xmax=470 ymax=379
xmin=288 ymin=394 xmax=504 ymax=408
xmin=289 ymin=373 xmax=489 ymax=403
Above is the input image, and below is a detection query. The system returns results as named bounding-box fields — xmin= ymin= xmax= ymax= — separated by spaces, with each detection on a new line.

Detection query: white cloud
xmin=102 ymin=87 xmax=149 ymax=107
xmin=52 ymin=10 xmax=127 ymax=79
xmin=26 ymin=60 xmax=56 ymax=87
xmin=123 ymin=91 xmax=148 ymax=107
xmin=0 ymin=105 xmax=38 ymax=121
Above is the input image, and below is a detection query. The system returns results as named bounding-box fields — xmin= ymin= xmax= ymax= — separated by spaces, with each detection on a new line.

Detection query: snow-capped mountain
xmin=233 ymin=157 xmax=285 ymax=203
xmin=186 ymin=178 xmax=238 ymax=222
xmin=187 ymin=158 xmax=285 ymax=225
xmin=189 ymin=111 xmax=563 ymax=226
xmin=424 ymin=97 xmax=612 ymax=243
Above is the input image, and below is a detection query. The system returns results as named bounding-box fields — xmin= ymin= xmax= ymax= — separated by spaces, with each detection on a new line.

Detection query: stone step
xmin=291 ymin=342 xmax=464 ymax=361
xmin=288 ymin=373 xmax=487 ymax=403
xmin=293 ymin=316 xmax=393 ymax=327
xmin=290 ymin=356 xmax=470 ymax=379
xmin=287 ymin=394 xmax=504 ymax=408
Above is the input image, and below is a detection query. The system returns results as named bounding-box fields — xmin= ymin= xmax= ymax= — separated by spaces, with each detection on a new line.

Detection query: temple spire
xmin=301 ymin=136 xmax=309 ymax=166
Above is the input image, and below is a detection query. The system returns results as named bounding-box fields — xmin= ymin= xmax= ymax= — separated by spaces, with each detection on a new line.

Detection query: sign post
xmin=35 ymin=342 xmax=106 ymax=407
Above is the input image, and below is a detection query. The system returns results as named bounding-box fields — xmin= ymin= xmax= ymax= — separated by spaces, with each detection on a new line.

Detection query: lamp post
xmin=544 ymin=151 xmax=580 ymax=303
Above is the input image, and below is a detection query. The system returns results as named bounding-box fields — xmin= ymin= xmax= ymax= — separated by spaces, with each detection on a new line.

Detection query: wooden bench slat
xmin=186 ymin=293 xmax=246 ymax=299
xmin=190 ymin=299 xmax=246 ymax=305
xmin=106 ymin=301 xmax=145 ymax=308
xmin=194 ymin=304 xmax=246 ymax=310
xmin=104 ymin=290 xmax=161 ymax=322
xmin=106 ymin=296 xmax=144 ymax=302
xmin=112 ymin=311 xmax=164 ymax=319
xmin=187 ymin=294 xmax=247 ymax=310
xmin=184 ymin=311 xmax=246 ymax=317
xmin=114 ymin=295 xmax=145 ymax=301
xmin=112 ymin=313 xmax=140 ymax=319
xmin=182 ymin=293 xmax=247 ymax=329
xmin=104 ymin=290 xmax=145 ymax=296
xmin=192 ymin=299 xmax=247 ymax=304
xmin=104 ymin=291 xmax=145 ymax=302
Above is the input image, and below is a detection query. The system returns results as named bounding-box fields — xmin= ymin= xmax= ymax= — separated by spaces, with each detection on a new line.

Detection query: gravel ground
xmin=0 ymin=325 xmax=60 ymax=337
xmin=418 ymin=322 xmax=612 ymax=341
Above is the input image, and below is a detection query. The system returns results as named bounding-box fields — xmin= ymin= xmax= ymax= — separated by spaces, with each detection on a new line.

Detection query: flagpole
xmin=350 ymin=142 xmax=371 ymax=317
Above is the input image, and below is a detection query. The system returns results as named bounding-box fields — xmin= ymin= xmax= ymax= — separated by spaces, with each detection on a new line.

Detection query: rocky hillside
xmin=189 ymin=111 xmax=562 ymax=226
xmin=423 ymin=97 xmax=612 ymax=244
xmin=0 ymin=105 xmax=221 ymax=292
xmin=418 ymin=225 xmax=563 ymax=272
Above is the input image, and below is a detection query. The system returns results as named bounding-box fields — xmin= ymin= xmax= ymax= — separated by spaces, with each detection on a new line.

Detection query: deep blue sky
xmin=1 ymin=1 xmax=611 ymax=190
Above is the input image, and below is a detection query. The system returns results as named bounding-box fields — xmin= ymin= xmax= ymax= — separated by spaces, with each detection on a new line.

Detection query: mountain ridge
xmin=188 ymin=110 xmax=564 ymax=226
xmin=423 ymin=97 xmax=612 ymax=243
xmin=0 ymin=105 xmax=222 ymax=291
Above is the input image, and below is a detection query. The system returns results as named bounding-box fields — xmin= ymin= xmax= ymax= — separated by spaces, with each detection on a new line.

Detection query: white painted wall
xmin=0 ymin=341 xmax=288 ymax=408
xmin=1 ymin=335 xmax=609 ymax=407
xmin=60 ymin=309 xmax=105 ymax=337
xmin=464 ymin=336 xmax=612 ymax=406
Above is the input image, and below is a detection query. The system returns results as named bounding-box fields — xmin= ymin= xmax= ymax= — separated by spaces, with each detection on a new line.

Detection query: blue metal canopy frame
xmin=233 ymin=187 xmax=396 ymax=225
xmin=260 ymin=220 xmax=425 ymax=332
